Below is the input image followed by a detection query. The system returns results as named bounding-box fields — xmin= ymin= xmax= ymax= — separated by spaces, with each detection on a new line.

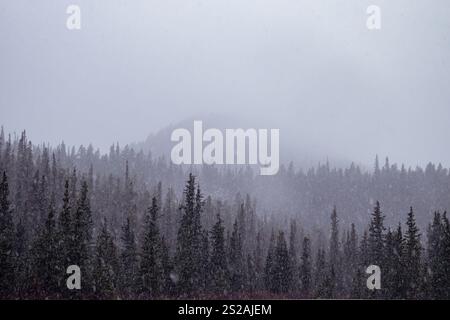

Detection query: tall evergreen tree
xmin=288 ymin=220 xmax=299 ymax=292
xmin=384 ymin=224 xmax=405 ymax=298
xmin=29 ymin=171 xmax=47 ymax=236
xmin=272 ymin=231 xmax=291 ymax=294
xmin=264 ymin=231 xmax=276 ymax=292
xmin=427 ymin=212 xmax=444 ymax=298
xmin=314 ymin=247 xmax=327 ymax=298
xmin=229 ymin=217 xmax=244 ymax=292
xmin=329 ymin=207 xmax=340 ymax=266
xmin=58 ymin=180 xmax=73 ymax=274
xmin=14 ymin=218 xmax=32 ymax=298
xmin=119 ymin=217 xmax=139 ymax=298
xmin=162 ymin=187 xmax=177 ymax=254
xmin=93 ymin=221 xmax=118 ymax=298
xmin=200 ymin=230 xmax=210 ymax=293
xmin=176 ymin=174 xmax=203 ymax=295
xmin=254 ymin=230 xmax=264 ymax=291
xmin=441 ymin=212 xmax=450 ymax=299
xmin=342 ymin=224 xmax=358 ymax=297
xmin=31 ymin=202 xmax=60 ymax=298
xmin=245 ymin=253 xmax=256 ymax=293
xmin=160 ymin=236 xmax=173 ymax=296
xmin=72 ymin=180 xmax=93 ymax=294
xmin=210 ymin=212 xmax=228 ymax=294
xmin=329 ymin=207 xmax=341 ymax=295
xmin=140 ymin=197 xmax=163 ymax=297
xmin=354 ymin=230 xmax=370 ymax=299
xmin=300 ymin=236 xmax=312 ymax=297
xmin=368 ymin=201 xmax=385 ymax=267
xmin=403 ymin=207 xmax=422 ymax=299
xmin=0 ymin=172 xmax=15 ymax=298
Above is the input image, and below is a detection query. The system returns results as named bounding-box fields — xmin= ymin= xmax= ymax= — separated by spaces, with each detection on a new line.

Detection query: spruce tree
xmin=288 ymin=220 xmax=299 ymax=292
xmin=393 ymin=224 xmax=406 ymax=298
xmin=427 ymin=212 xmax=443 ymax=298
xmin=355 ymin=231 xmax=370 ymax=299
xmin=0 ymin=127 xmax=3 ymax=168
xmin=426 ymin=211 xmax=450 ymax=299
xmin=368 ymin=201 xmax=385 ymax=267
xmin=176 ymin=174 xmax=203 ymax=295
xmin=93 ymin=221 xmax=118 ymax=298
xmin=264 ymin=231 xmax=276 ymax=292
xmin=343 ymin=224 xmax=358 ymax=297
xmin=72 ymin=180 xmax=93 ymax=294
xmin=329 ymin=207 xmax=339 ymax=266
xmin=314 ymin=247 xmax=327 ymax=298
xmin=31 ymin=202 xmax=60 ymax=298
xmin=0 ymin=172 xmax=15 ymax=298
xmin=29 ymin=171 xmax=47 ymax=236
xmin=229 ymin=217 xmax=244 ymax=292
xmin=246 ymin=253 xmax=256 ymax=294
xmin=300 ymin=236 xmax=312 ymax=297
xmin=384 ymin=225 xmax=404 ymax=298
xmin=403 ymin=207 xmax=422 ymax=299
xmin=140 ymin=197 xmax=163 ymax=297
xmin=441 ymin=212 xmax=450 ymax=299
xmin=254 ymin=230 xmax=264 ymax=291
xmin=272 ymin=231 xmax=291 ymax=294
xmin=329 ymin=207 xmax=341 ymax=295
xmin=119 ymin=217 xmax=139 ymax=298
xmin=58 ymin=180 xmax=73 ymax=278
xmin=210 ymin=212 xmax=228 ymax=294
xmin=162 ymin=187 xmax=177 ymax=253
xmin=14 ymin=218 xmax=31 ymax=298
xmin=160 ymin=236 xmax=173 ymax=296
xmin=236 ymin=203 xmax=246 ymax=255
xmin=199 ymin=230 xmax=210 ymax=293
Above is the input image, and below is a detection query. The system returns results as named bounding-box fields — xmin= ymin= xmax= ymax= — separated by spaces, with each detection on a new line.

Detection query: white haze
xmin=1 ymin=0 xmax=449 ymax=168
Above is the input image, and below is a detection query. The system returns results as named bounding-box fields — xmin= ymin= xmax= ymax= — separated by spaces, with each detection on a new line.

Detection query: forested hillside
xmin=0 ymin=129 xmax=449 ymax=299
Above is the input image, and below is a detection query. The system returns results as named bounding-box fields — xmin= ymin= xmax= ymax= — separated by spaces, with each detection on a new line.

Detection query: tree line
xmin=0 ymin=130 xmax=449 ymax=299
xmin=2 ymin=127 xmax=449 ymax=232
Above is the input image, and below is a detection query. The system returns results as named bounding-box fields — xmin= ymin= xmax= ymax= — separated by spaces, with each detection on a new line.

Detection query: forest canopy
xmin=0 ymin=129 xmax=449 ymax=299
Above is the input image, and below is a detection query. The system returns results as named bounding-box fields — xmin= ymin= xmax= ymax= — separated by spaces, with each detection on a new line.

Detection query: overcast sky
xmin=1 ymin=0 xmax=449 ymax=167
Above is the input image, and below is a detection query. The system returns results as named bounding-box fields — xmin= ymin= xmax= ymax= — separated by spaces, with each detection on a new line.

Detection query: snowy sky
xmin=1 ymin=0 xmax=449 ymax=167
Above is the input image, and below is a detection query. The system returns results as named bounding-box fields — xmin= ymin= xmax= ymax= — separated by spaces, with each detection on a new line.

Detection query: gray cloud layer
xmin=1 ymin=0 xmax=449 ymax=167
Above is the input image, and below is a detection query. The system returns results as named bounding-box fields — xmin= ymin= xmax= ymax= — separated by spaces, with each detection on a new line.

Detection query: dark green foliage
xmin=288 ymin=220 xmax=299 ymax=292
xmin=1 ymin=130 xmax=450 ymax=299
xmin=264 ymin=231 xmax=276 ymax=292
xmin=300 ymin=236 xmax=312 ymax=297
xmin=58 ymin=180 xmax=73 ymax=273
xmin=0 ymin=172 xmax=15 ymax=297
xmin=176 ymin=174 xmax=203 ymax=295
xmin=314 ymin=247 xmax=327 ymax=298
xmin=229 ymin=217 xmax=244 ymax=292
xmin=31 ymin=202 xmax=61 ymax=298
xmin=93 ymin=221 xmax=119 ymax=298
xmin=270 ymin=231 xmax=291 ymax=294
xmin=441 ymin=213 xmax=450 ymax=299
xmin=384 ymin=224 xmax=405 ymax=298
xmin=368 ymin=201 xmax=385 ymax=267
xmin=210 ymin=213 xmax=228 ymax=293
xmin=342 ymin=224 xmax=358 ymax=297
xmin=329 ymin=207 xmax=339 ymax=267
xmin=119 ymin=217 xmax=139 ymax=297
xmin=403 ymin=207 xmax=422 ymax=298
xmin=328 ymin=207 xmax=342 ymax=296
xmin=140 ymin=197 xmax=164 ymax=297
xmin=72 ymin=180 xmax=93 ymax=293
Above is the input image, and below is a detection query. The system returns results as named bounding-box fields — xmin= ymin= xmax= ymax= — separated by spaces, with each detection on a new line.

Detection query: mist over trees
xmin=0 ymin=129 xmax=449 ymax=299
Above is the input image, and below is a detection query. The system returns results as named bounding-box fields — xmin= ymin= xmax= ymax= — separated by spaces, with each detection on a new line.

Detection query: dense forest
xmin=0 ymin=129 xmax=449 ymax=299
